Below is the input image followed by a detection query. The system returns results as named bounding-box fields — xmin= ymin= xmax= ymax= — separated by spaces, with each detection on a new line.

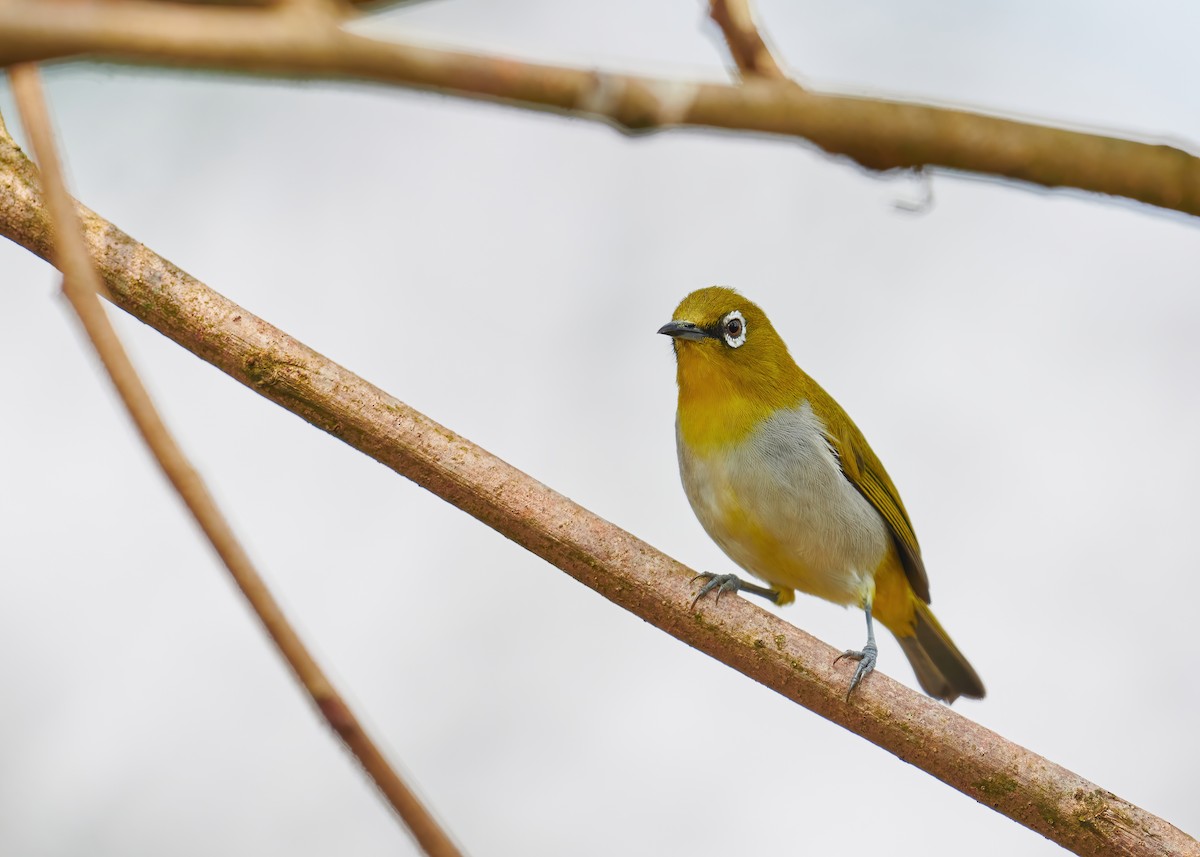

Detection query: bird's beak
xmin=657 ymin=320 xmax=711 ymax=341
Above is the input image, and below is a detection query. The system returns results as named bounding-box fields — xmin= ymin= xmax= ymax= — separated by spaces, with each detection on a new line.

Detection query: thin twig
xmin=0 ymin=0 xmax=1195 ymax=217
xmin=0 ymin=126 xmax=1194 ymax=857
xmin=708 ymin=0 xmax=789 ymax=82
xmin=6 ymin=66 xmax=462 ymax=857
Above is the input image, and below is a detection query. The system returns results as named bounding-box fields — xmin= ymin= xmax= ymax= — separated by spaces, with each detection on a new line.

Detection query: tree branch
xmin=0 ymin=0 xmax=1196 ymax=216
xmin=5 ymin=68 xmax=462 ymax=857
xmin=708 ymin=0 xmax=789 ymax=82
xmin=1 ymin=116 xmax=1195 ymax=857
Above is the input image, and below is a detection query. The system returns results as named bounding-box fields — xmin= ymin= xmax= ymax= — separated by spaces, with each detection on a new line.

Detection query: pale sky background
xmin=2 ymin=1 xmax=1198 ymax=855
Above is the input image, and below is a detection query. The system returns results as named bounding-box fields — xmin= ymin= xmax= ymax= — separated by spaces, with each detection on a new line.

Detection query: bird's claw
xmin=834 ymin=641 xmax=878 ymax=700
xmin=690 ymin=572 xmax=743 ymax=609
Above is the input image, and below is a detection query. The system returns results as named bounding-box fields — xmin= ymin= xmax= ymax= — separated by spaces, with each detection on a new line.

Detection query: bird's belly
xmin=678 ymin=403 xmax=890 ymax=606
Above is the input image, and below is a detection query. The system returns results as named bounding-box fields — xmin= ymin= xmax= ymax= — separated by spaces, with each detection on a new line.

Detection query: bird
xmin=658 ymin=286 xmax=984 ymax=703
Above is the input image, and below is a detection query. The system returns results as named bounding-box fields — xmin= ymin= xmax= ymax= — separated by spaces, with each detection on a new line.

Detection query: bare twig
xmin=0 ymin=0 xmax=1195 ymax=216
xmin=6 ymin=67 xmax=462 ymax=857
xmin=0 ymin=125 xmax=1194 ymax=857
xmin=708 ymin=0 xmax=789 ymax=82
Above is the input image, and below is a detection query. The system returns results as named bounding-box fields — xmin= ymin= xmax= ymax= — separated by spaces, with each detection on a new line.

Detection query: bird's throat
xmin=675 ymin=350 xmax=799 ymax=452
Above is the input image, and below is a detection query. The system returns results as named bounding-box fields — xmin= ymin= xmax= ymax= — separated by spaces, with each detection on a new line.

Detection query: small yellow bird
xmin=659 ymin=287 xmax=984 ymax=702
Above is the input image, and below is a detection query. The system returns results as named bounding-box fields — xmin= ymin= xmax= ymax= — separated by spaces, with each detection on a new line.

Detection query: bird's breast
xmin=677 ymin=401 xmax=890 ymax=605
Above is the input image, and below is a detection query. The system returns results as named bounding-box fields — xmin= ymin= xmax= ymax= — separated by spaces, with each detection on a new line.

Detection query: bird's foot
xmin=690 ymin=573 xmax=780 ymax=609
xmin=834 ymin=641 xmax=878 ymax=700
xmin=690 ymin=573 xmax=743 ymax=609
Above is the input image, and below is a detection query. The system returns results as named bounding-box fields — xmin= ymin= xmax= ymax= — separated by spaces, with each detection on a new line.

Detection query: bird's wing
xmin=825 ymin=411 xmax=932 ymax=604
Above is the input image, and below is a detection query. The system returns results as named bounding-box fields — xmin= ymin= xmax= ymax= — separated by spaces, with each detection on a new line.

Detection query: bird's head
xmin=658 ymin=287 xmax=802 ymax=412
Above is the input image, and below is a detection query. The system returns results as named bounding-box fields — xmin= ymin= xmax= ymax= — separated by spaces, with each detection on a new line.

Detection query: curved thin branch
xmin=1 ymin=120 xmax=1195 ymax=857
xmin=5 ymin=69 xmax=462 ymax=857
xmin=0 ymin=0 xmax=1196 ymax=216
xmin=708 ymin=0 xmax=789 ymax=81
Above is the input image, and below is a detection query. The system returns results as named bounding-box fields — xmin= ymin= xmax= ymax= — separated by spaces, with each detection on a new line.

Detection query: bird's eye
xmin=722 ymin=310 xmax=747 ymax=348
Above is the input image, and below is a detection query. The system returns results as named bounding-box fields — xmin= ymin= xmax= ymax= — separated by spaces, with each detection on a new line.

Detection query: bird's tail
xmin=895 ymin=598 xmax=985 ymax=703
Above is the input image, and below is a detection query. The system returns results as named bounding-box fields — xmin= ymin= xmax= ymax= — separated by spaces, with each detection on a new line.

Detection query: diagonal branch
xmin=0 ymin=119 xmax=1195 ymax=857
xmin=6 ymin=67 xmax=462 ymax=857
xmin=708 ymin=0 xmax=789 ymax=82
xmin=0 ymin=0 xmax=1196 ymax=216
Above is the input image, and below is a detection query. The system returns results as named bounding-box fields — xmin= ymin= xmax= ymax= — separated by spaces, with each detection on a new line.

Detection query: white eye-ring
xmin=721 ymin=310 xmax=747 ymax=348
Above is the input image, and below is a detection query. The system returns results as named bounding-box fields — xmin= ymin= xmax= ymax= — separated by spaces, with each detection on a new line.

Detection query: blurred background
xmin=2 ymin=1 xmax=1198 ymax=854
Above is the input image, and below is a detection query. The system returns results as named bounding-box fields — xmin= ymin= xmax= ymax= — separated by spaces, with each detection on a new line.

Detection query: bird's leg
xmin=690 ymin=573 xmax=781 ymax=610
xmin=834 ymin=599 xmax=879 ymax=700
